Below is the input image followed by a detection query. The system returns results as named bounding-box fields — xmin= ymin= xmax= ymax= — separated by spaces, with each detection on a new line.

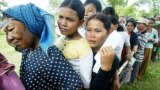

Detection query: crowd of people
xmin=0 ymin=0 xmax=160 ymax=90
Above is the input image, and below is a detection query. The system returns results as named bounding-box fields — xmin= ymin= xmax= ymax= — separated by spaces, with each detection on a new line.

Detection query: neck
xmin=147 ymin=28 xmax=152 ymax=32
xmin=92 ymin=47 xmax=101 ymax=53
xmin=138 ymin=29 xmax=146 ymax=33
xmin=31 ymin=36 xmax=39 ymax=50
xmin=66 ymin=31 xmax=82 ymax=40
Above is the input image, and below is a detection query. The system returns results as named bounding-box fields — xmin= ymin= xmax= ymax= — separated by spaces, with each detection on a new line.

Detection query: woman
xmin=79 ymin=0 xmax=102 ymax=37
xmin=55 ymin=0 xmax=93 ymax=89
xmin=2 ymin=3 xmax=83 ymax=90
xmin=85 ymin=13 xmax=119 ymax=90
xmin=126 ymin=20 xmax=138 ymax=58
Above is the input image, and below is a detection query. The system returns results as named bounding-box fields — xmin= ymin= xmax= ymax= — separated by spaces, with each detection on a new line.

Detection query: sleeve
xmin=138 ymin=34 xmax=148 ymax=48
xmin=49 ymin=46 xmax=83 ymax=90
xmin=124 ymin=32 xmax=130 ymax=46
xmin=79 ymin=51 xmax=93 ymax=89
xmin=153 ymin=29 xmax=159 ymax=43
xmin=132 ymin=33 xmax=139 ymax=46
xmin=90 ymin=55 xmax=119 ymax=90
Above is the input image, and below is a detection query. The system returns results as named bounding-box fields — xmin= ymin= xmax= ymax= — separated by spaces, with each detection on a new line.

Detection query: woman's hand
xmin=99 ymin=46 xmax=115 ymax=71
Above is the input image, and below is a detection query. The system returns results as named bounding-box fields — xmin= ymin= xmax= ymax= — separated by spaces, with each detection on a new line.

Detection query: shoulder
xmin=55 ymin=36 xmax=65 ymax=48
xmin=131 ymin=32 xmax=138 ymax=37
xmin=48 ymin=45 xmax=65 ymax=58
xmin=78 ymin=38 xmax=92 ymax=57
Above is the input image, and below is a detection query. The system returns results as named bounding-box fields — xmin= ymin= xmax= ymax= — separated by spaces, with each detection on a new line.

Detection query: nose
xmin=86 ymin=31 xmax=96 ymax=38
xmin=60 ymin=19 xmax=67 ymax=27
xmin=85 ymin=11 xmax=87 ymax=16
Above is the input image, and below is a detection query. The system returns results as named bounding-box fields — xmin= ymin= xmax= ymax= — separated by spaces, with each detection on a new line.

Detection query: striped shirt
xmin=134 ymin=31 xmax=148 ymax=62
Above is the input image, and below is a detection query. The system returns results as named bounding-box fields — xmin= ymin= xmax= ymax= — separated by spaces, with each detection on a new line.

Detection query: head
xmin=155 ymin=14 xmax=160 ymax=21
xmin=2 ymin=3 xmax=54 ymax=54
xmin=84 ymin=0 xmax=102 ymax=22
xmin=102 ymin=7 xmax=116 ymax=17
xmin=109 ymin=16 xmax=119 ymax=31
xmin=2 ymin=14 xmax=35 ymax=50
xmin=126 ymin=20 xmax=136 ymax=32
xmin=119 ymin=16 xmax=126 ymax=27
xmin=153 ymin=21 xmax=160 ymax=31
xmin=85 ymin=13 xmax=111 ymax=52
xmin=137 ymin=17 xmax=149 ymax=31
xmin=58 ymin=0 xmax=84 ymax=37
xmin=147 ymin=18 xmax=155 ymax=30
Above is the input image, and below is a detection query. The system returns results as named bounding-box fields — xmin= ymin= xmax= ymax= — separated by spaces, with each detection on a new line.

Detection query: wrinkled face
xmin=86 ymin=19 xmax=108 ymax=52
xmin=58 ymin=7 xmax=82 ymax=36
xmin=137 ymin=23 xmax=146 ymax=31
xmin=2 ymin=17 xmax=34 ymax=50
xmin=84 ymin=3 xmax=97 ymax=22
xmin=126 ymin=22 xmax=134 ymax=32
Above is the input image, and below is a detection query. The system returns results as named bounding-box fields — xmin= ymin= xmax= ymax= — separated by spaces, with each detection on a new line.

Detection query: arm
xmin=49 ymin=46 xmax=83 ymax=90
xmin=125 ymin=33 xmax=131 ymax=60
xmin=131 ymin=45 xmax=138 ymax=55
xmin=153 ymin=29 xmax=159 ymax=43
xmin=79 ymin=52 xmax=93 ymax=89
xmin=90 ymin=47 xmax=119 ymax=90
xmin=125 ymin=46 xmax=131 ymax=60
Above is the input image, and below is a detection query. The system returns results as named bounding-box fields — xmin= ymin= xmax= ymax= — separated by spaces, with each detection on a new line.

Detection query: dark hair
xmin=84 ymin=0 xmax=102 ymax=12
xmin=86 ymin=13 xmax=111 ymax=31
xmin=126 ymin=20 xmax=136 ymax=28
xmin=147 ymin=18 xmax=155 ymax=23
xmin=60 ymin=0 xmax=85 ymax=20
xmin=102 ymin=7 xmax=116 ymax=16
xmin=109 ymin=16 xmax=119 ymax=25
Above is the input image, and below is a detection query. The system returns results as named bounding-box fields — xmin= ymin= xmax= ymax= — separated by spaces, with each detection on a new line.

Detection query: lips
xmin=84 ymin=16 xmax=89 ymax=21
xmin=12 ymin=41 xmax=19 ymax=48
xmin=88 ymin=40 xmax=96 ymax=44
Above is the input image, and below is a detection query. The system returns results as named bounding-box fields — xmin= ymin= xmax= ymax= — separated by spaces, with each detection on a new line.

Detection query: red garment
xmin=0 ymin=53 xmax=15 ymax=75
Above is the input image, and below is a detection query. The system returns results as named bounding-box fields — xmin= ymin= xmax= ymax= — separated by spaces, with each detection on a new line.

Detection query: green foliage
xmin=106 ymin=0 xmax=128 ymax=8
xmin=0 ymin=0 xmax=7 ymax=6
xmin=115 ymin=5 xmax=136 ymax=17
xmin=0 ymin=30 xmax=4 ymax=35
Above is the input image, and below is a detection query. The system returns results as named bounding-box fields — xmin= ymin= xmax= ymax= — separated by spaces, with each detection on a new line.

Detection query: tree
xmin=0 ymin=0 xmax=7 ymax=20
xmin=0 ymin=0 xmax=7 ymax=13
xmin=49 ymin=0 xmax=63 ymax=11
xmin=105 ymin=0 xmax=128 ymax=8
xmin=135 ymin=0 xmax=160 ymax=17
xmin=116 ymin=5 xmax=137 ymax=17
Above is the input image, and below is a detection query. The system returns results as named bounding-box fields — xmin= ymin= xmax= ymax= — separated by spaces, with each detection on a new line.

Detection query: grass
xmin=121 ymin=62 xmax=160 ymax=90
xmin=0 ymin=30 xmax=160 ymax=89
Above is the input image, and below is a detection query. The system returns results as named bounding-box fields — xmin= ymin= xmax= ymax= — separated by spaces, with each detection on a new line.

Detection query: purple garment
xmin=0 ymin=53 xmax=25 ymax=90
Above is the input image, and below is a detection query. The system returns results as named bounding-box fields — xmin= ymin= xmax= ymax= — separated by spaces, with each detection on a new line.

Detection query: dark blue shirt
xmin=20 ymin=45 xmax=83 ymax=90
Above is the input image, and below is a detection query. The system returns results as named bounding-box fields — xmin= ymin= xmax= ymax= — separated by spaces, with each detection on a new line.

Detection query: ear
xmin=78 ymin=19 xmax=84 ymax=27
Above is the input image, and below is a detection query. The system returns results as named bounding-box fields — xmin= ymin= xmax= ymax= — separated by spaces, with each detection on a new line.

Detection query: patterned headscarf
xmin=3 ymin=3 xmax=55 ymax=54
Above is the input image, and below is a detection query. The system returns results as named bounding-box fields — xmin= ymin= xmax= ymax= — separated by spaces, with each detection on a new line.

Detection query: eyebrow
xmin=1 ymin=18 xmax=14 ymax=28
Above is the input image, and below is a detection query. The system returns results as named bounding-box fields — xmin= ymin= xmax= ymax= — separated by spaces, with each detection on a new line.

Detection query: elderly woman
xmin=2 ymin=3 xmax=83 ymax=90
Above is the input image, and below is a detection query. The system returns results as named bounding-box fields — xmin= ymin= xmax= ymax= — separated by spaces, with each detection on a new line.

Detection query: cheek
xmin=87 ymin=12 xmax=95 ymax=17
xmin=96 ymin=34 xmax=107 ymax=45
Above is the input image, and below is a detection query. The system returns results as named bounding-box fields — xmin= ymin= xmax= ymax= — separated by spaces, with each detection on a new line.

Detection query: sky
xmin=3 ymin=0 xmax=50 ymax=11
xmin=3 ymin=0 xmax=149 ymax=12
